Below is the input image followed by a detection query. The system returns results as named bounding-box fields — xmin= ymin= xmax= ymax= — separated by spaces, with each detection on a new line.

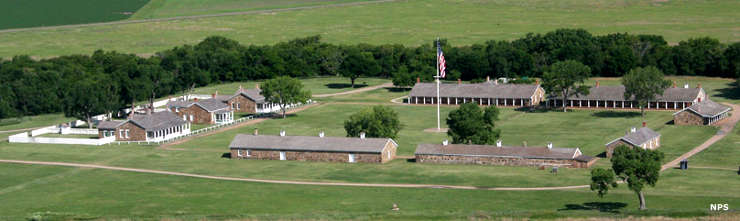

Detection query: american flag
xmin=437 ymin=41 xmax=446 ymax=78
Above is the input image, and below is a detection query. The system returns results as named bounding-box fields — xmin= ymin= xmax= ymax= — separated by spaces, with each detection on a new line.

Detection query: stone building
xmin=97 ymin=111 xmax=190 ymax=142
xmin=167 ymin=97 xmax=234 ymax=125
xmin=605 ymin=125 xmax=660 ymax=158
xmin=673 ymin=99 xmax=731 ymax=125
xmin=229 ymin=130 xmax=398 ymax=163
xmin=217 ymin=85 xmax=283 ymax=114
xmin=408 ymin=78 xmax=546 ymax=107
xmin=414 ymin=141 xmax=597 ymax=168
xmin=548 ymin=82 xmax=706 ymax=110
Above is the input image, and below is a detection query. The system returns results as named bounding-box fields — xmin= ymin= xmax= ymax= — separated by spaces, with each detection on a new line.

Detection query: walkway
xmin=313 ymin=83 xmax=393 ymax=98
xmin=0 ymin=0 xmax=400 ymax=34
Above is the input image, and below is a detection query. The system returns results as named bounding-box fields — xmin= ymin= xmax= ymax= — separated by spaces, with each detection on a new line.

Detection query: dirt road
xmin=313 ymin=83 xmax=393 ymax=98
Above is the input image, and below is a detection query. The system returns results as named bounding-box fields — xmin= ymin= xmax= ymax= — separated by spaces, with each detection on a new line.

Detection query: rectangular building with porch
xmin=167 ymin=97 xmax=234 ymax=125
xmin=408 ymin=80 xmax=545 ymax=107
xmin=97 ymin=111 xmax=190 ymax=142
xmin=673 ymin=99 xmax=731 ymax=125
xmin=548 ymin=82 xmax=706 ymax=110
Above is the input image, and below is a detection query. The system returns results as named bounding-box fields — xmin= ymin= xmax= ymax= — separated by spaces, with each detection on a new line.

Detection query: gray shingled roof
xmin=229 ymin=134 xmax=397 ymax=153
xmin=606 ymin=127 xmax=660 ymax=147
xmin=167 ymin=98 xmax=230 ymax=112
xmin=231 ymin=88 xmax=266 ymax=104
xmin=409 ymin=82 xmax=541 ymax=99
xmin=97 ymin=120 xmax=126 ymax=129
xmin=414 ymin=143 xmax=587 ymax=161
xmin=557 ymin=85 xmax=703 ymax=102
xmin=675 ymin=99 xmax=731 ymax=117
xmin=129 ymin=112 xmax=188 ymax=131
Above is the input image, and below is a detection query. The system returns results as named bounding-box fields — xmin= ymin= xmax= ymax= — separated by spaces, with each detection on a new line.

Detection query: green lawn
xmin=183 ymin=77 xmax=389 ymax=96
xmin=0 ymin=0 xmax=149 ymax=30
xmin=0 ymin=113 xmax=75 ymax=131
xmin=0 ymin=163 xmax=736 ymax=220
xmin=1 ymin=0 xmax=738 ymax=58
xmin=132 ymin=0 xmax=376 ymax=19
xmin=690 ymin=122 xmax=740 ymax=169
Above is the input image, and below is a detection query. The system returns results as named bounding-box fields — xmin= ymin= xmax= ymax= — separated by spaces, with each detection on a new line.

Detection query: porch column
xmin=504 ymin=99 xmax=507 ymax=106
xmin=579 ymin=100 xmax=582 ymax=107
xmin=495 ymin=98 xmax=498 ymax=106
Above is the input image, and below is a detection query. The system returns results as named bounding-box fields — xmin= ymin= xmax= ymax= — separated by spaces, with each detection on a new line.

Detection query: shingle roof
xmin=229 ymin=134 xmax=396 ymax=153
xmin=167 ymin=99 xmax=230 ymax=112
xmin=97 ymin=120 xmax=126 ymax=129
xmin=414 ymin=143 xmax=584 ymax=161
xmin=557 ymin=85 xmax=703 ymax=102
xmin=409 ymin=82 xmax=541 ymax=99
xmin=128 ymin=112 xmax=188 ymax=131
xmin=674 ymin=99 xmax=731 ymax=117
xmin=606 ymin=127 xmax=660 ymax=147
xmin=232 ymin=88 xmax=265 ymax=103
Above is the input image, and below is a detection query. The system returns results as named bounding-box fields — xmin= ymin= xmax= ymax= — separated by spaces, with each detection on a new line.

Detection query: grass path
xmin=313 ymin=83 xmax=394 ymax=98
xmin=0 ymin=0 xmax=398 ymax=34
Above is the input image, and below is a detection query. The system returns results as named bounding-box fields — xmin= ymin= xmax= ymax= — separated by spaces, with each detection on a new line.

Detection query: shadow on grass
xmin=558 ymin=202 xmax=627 ymax=213
xmin=596 ymin=152 xmax=607 ymax=158
xmin=221 ymin=153 xmax=231 ymax=159
xmin=325 ymin=83 xmax=368 ymax=89
xmin=592 ymin=111 xmax=640 ymax=118
xmin=715 ymin=82 xmax=740 ymax=100
xmin=385 ymin=87 xmax=411 ymax=92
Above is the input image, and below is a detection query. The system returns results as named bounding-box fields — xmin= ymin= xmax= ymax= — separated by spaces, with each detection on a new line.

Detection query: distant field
xmin=1 ymin=0 xmax=738 ymax=58
xmin=182 ymin=77 xmax=389 ymax=96
xmin=0 ymin=0 xmax=150 ymax=30
xmin=132 ymin=0 xmax=377 ymax=19
xmin=0 ymin=114 xmax=74 ymax=131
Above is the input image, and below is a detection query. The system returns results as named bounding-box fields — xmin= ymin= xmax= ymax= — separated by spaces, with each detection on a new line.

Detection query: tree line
xmin=1 ymin=29 xmax=739 ymax=119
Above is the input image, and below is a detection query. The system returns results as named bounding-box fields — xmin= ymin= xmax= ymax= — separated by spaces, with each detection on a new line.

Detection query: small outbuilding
xmin=167 ymin=97 xmax=234 ymax=125
xmin=414 ymin=141 xmax=597 ymax=168
xmin=605 ymin=125 xmax=660 ymax=158
xmin=673 ymin=99 xmax=731 ymax=125
xmin=229 ymin=131 xmax=398 ymax=163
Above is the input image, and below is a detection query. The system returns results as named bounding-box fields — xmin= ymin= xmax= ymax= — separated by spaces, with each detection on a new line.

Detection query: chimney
xmin=194 ymin=98 xmax=199 ymax=102
xmin=253 ymin=128 xmax=259 ymax=135
xmin=442 ymin=139 xmax=449 ymax=146
xmin=319 ymin=131 xmax=325 ymax=138
xmin=698 ymin=97 xmax=702 ymax=103
xmin=630 ymin=127 xmax=637 ymax=133
xmin=496 ymin=140 xmax=502 ymax=147
xmin=360 ymin=132 xmax=366 ymax=139
xmin=595 ymin=80 xmax=600 ymax=87
xmin=696 ymin=83 xmax=701 ymax=88
xmin=279 ymin=130 xmax=286 ymax=137
xmin=129 ymin=101 xmax=135 ymax=118
xmin=416 ymin=77 xmax=420 ymax=83
xmin=457 ymin=79 xmax=462 ymax=85
xmin=547 ymin=142 xmax=553 ymax=149
xmin=238 ymin=85 xmax=243 ymax=92
xmin=486 ymin=76 xmax=490 ymax=82
xmin=212 ymin=93 xmax=216 ymax=98
xmin=672 ymin=81 xmax=677 ymax=88
xmin=684 ymin=83 xmax=689 ymax=89
xmin=535 ymin=79 xmax=540 ymax=85
xmin=494 ymin=79 xmax=499 ymax=85
xmin=643 ymin=121 xmax=647 ymax=127
xmin=255 ymin=83 xmax=260 ymax=90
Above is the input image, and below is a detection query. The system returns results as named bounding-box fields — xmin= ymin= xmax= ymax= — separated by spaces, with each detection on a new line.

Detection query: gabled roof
xmin=606 ymin=127 xmax=660 ymax=147
xmin=229 ymin=134 xmax=397 ymax=153
xmin=673 ymin=99 xmax=731 ymax=118
xmin=414 ymin=143 xmax=588 ymax=161
xmin=231 ymin=88 xmax=266 ymax=104
xmin=409 ymin=82 xmax=541 ymax=99
xmin=97 ymin=120 xmax=126 ymax=129
xmin=128 ymin=111 xmax=188 ymax=131
xmin=167 ymin=98 xmax=230 ymax=112
xmin=557 ymin=85 xmax=704 ymax=102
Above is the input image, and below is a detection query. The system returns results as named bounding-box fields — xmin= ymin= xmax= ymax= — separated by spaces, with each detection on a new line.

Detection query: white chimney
xmin=360 ymin=132 xmax=366 ymax=139
xmin=319 ymin=131 xmax=325 ymax=138
xmin=280 ymin=130 xmax=286 ymax=137
xmin=253 ymin=128 xmax=259 ymax=136
xmin=442 ymin=139 xmax=449 ymax=146
xmin=496 ymin=140 xmax=502 ymax=147
xmin=547 ymin=142 xmax=553 ymax=149
xmin=684 ymin=83 xmax=689 ymax=89
xmin=630 ymin=127 xmax=637 ymax=133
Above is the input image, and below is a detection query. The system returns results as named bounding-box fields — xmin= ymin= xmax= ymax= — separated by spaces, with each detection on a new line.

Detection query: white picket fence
xmin=9 ymin=131 xmax=115 ymax=146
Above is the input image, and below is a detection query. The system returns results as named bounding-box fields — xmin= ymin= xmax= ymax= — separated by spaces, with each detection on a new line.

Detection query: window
xmin=189 ymin=115 xmax=194 ymax=121
xmin=119 ymin=130 xmax=123 ymax=138
xmin=147 ymin=131 xmax=153 ymax=138
xmin=125 ymin=130 xmax=130 ymax=138
xmin=175 ymin=108 xmax=179 ymax=113
xmin=237 ymin=149 xmax=245 ymax=157
xmin=279 ymin=151 xmax=286 ymax=160
xmin=348 ymin=154 xmax=356 ymax=163
xmin=183 ymin=115 xmax=187 ymax=121
xmin=246 ymin=150 xmax=251 ymax=157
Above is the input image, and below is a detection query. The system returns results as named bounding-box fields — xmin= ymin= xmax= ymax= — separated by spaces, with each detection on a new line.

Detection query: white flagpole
xmin=435 ymin=37 xmax=441 ymax=131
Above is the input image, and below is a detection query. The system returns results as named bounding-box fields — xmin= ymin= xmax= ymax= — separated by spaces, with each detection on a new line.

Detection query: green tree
xmin=622 ymin=66 xmax=671 ymax=119
xmin=63 ymin=74 xmax=118 ymax=129
xmin=340 ymin=48 xmax=380 ymax=87
xmin=610 ymin=145 xmax=664 ymax=210
xmin=542 ymin=60 xmax=591 ymax=112
xmin=589 ymin=168 xmax=618 ymax=198
xmin=260 ymin=76 xmax=312 ymax=118
xmin=446 ymin=103 xmax=501 ymax=144
xmin=344 ymin=105 xmax=403 ymax=139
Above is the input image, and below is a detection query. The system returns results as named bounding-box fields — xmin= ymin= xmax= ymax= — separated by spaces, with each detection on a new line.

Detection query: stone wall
xmin=380 ymin=141 xmax=397 ymax=163
xmin=674 ymin=111 xmax=705 ymax=125
xmin=227 ymin=95 xmax=257 ymax=113
xmin=115 ymin=122 xmax=147 ymax=141
xmin=415 ymin=154 xmax=592 ymax=168
xmin=230 ymin=149 xmax=387 ymax=163
xmin=172 ymin=105 xmax=213 ymax=124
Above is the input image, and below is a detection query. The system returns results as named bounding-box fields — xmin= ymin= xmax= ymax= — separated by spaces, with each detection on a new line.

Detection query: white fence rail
xmin=9 ymin=133 xmax=115 ymax=146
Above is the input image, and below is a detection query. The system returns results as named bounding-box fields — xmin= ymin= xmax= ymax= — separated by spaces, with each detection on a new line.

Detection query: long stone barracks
xmin=605 ymin=124 xmax=661 ymax=158
xmin=414 ymin=141 xmax=597 ymax=168
xmin=547 ymin=82 xmax=706 ymax=110
xmin=408 ymin=78 xmax=545 ymax=107
xmin=229 ymin=131 xmax=398 ymax=163
xmin=673 ymin=99 xmax=732 ymax=125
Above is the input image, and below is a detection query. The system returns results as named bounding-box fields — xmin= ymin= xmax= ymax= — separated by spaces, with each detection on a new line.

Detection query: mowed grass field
xmin=132 ymin=0 xmax=377 ymax=19
xmin=0 ymin=0 xmax=150 ymax=30
xmin=182 ymin=77 xmax=389 ymax=96
xmin=1 ymin=0 xmax=738 ymax=58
